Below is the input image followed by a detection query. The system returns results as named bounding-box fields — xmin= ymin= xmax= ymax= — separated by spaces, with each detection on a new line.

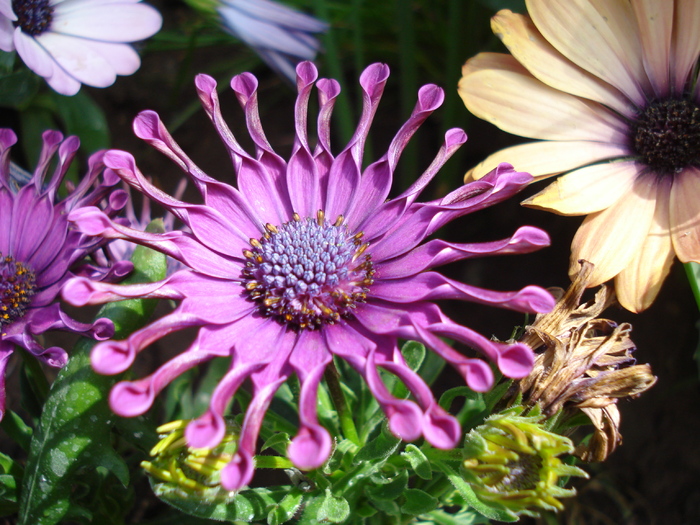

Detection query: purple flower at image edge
xmin=0 ymin=129 xmax=132 ymax=419
xmin=62 ymin=62 xmax=556 ymax=491
xmin=0 ymin=0 xmax=162 ymax=96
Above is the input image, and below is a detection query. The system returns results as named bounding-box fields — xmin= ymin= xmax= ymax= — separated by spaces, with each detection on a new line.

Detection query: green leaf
xmin=401 ymin=444 xmax=432 ymax=480
xmin=316 ymin=488 xmax=350 ymax=523
xmin=433 ymin=460 xmax=518 ymax=522
xmin=0 ymin=69 xmax=40 ymax=108
xmin=17 ymin=227 xmax=167 ymax=525
xmin=402 ymin=340 xmax=426 ymax=372
xmin=49 ymin=90 xmax=110 ymax=154
xmin=353 ymin=424 xmax=401 ymax=464
xmin=401 ymin=488 xmax=439 ymax=516
xmin=19 ymin=107 xmax=55 ymax=171
xmin=154 ymin=484 xmax=292 ymax=522
xmin=365 ymin=469 xmax=408 ymax=501
xmin=0 ymin=410 xmax=33 ymax=451
xmin=261 ymin=432 xmax=291 ymax=454
xmin=267 ymin=488 xmax=304 ymax=525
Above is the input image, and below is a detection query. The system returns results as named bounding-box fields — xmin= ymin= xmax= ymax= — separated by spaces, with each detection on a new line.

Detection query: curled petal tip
xmin=133 ymin=111 xmax=164 ymax=141
xmin=103 ymin=149 xmax=137 ymax=172
xmin=423 ymin=410 xmax=461 ymax=450
xmin=386 ymin=401 xmax=423 ymax=442
xmin=520 ymin=285 xmax=557 ymax=313
xmin=288 ymin=426 xmax=332 ymax=470
xmin=417 ymin=84 xmax=445 ymax=111
xmin=221 ymin=452 xmax=254 ymax=491
xmin=91 ymin=341 xmax=135 ymax=375
xmin=295 ymin=61 xmax=318 ymax=85
xmin=62 ymin=277 xmax=100 ymax=306
xmin=185 ymin=412 xmax=226 ymax=450
xmin=195 ymin=73 xmax=217 ymax=92
xmin=231 ymin=72 xmax=258 ymax=99
xmin=91 ymin=318 xmax=115 ymax=341
xmin=445 ymin=128 xmax=468 ymax=147
xmin=461 ymin=360 xmax=494 ymax=393
xmin=109 ymin=381 xmax=154 ymax=417
xmin=497 ymin=343 xmax=535 ymax=379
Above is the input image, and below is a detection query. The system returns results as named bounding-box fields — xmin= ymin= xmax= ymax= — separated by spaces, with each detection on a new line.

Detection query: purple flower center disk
xmin=242 ymin=210 xmax=374 ymax=330
xmin=0 ymin=255 xmax=36 ymax=334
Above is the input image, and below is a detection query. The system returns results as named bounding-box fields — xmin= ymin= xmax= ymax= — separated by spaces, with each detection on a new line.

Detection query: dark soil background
xmin=2 ymin=0 xmax=700 ymax=523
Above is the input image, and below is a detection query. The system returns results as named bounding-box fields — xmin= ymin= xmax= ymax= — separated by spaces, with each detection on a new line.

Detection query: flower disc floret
xmin=632 ymin=99 xmax=700 ymax=175
xmin=63 ymin=61 xmax=555 ymax=491
xmin=0 ymin=255 xmax=36 ymax=333
xmin=243 ymin=211 xmax=374 ymax=329
xmin=12 ymin=0 xmax=52 ymax=35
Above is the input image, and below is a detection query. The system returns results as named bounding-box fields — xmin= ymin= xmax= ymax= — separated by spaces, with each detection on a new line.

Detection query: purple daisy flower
xmin=0 ymin=128 xmax=130 ymax=419
xmin=62 ymin=62 xmax=555 ymax=491
xmin=0 ymin=0 xmax=162 ymax=96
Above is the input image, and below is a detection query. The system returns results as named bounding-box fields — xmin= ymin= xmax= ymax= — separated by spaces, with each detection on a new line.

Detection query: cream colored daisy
xmin=459 ymin=0 xmax=700 ymax=312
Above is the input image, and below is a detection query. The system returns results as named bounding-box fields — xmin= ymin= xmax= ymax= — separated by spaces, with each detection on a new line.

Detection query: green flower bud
xmin=462 ymin=412 xmax=588 ymax=517
xmin=141 ymin=419 xmax=239 ymax=497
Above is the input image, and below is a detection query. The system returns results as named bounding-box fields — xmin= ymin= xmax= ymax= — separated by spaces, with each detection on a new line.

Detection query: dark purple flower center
xmin=490 ymin=454 xmax=543 ymax=492
xmin=12 ymin=0 xmax=53 ymax=36
xmin=1 ymin=255 xmax=36 ymax=335
xmin=632 ymin=98 xmax=700 ymax=175
xmin=241 ymin=211 xmax=374 ymax=330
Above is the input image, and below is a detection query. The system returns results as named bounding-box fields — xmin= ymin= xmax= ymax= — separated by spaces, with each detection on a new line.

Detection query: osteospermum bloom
xmin=0 ymin=0 xmax=162 ymax=96
xmin=62 ymin=62 xmax=555 ymax=491
xmin=186 ymin=0 xmax=328 ymax=83
xmin=459 ymin=0 xmax=700 ymax=312
xmin=0 ymin=129 xmax=129 ymax=419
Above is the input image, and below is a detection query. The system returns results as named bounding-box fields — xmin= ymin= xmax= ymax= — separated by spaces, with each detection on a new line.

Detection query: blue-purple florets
xmin=1 ymin=255 xmax=36 ymax=334
xmin=242 ymin=211 xmax=374 ymax=329
xmin=12 ymin=0 xmax=54 ymax=35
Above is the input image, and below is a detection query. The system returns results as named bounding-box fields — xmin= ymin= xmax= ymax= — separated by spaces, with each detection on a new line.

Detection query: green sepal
xmin=365 ymin=469 xmax=408 ymax=501
xmin=402 ymin=443 xmax=432 ymax=480
xmin=261 ymin=432 xmax=291 ymax=455
xmin=266 ymin=487 xmax=305 ymax=525
xmin=316 ymin=487 xmax=350 ymax=523
xmin=401 ymin=488 xmax=439 ymax=516
xmin=433 ymin=460 xmax=518 ymax=522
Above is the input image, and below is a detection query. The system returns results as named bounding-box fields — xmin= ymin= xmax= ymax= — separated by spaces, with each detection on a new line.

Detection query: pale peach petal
xmin=459 ymin=53 xmax=628 ymax=143
xmin=527 ymin=0 xmax=651 ymax=104
xmin=570 ymin=176 xmax=658 ymax=286
xmin=491 ymin=10 xmax=635 ymax=117
xmin=670 ymin=166 xmax=700 ymax=262
xmin=632 ymin=0 xmax=673 ymax=98
xmin=465 ymin=140 xmax=629 ymax=182
xmin=524 ymin=160 xmax=640 ymax=215
xmin=673 ymin=0 xmax=700 ymax=95
xmin=616 ymin=178 xmax=674 ymax=312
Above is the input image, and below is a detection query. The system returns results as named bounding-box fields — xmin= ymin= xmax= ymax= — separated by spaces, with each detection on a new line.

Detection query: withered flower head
xmin=518 ymin=261 xmax=657 ymax=461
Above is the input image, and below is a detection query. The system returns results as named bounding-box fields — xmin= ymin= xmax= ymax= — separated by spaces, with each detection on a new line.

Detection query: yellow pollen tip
xmin=334 ymin=215 xmax=344 ymax=227
xmin=265 ymin=223 xmax=278 ymax=234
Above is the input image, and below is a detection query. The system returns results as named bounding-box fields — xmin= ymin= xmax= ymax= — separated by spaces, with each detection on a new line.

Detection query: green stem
xmin=324 ymin=361 xmax=361 ymax=446
xmin=254 ymin=455 xmax=294 ymax=469
xmin=19 ymin=348 xmax=49 ymax=405
xmin=684 ymin=262 xmax=700 ymax=312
